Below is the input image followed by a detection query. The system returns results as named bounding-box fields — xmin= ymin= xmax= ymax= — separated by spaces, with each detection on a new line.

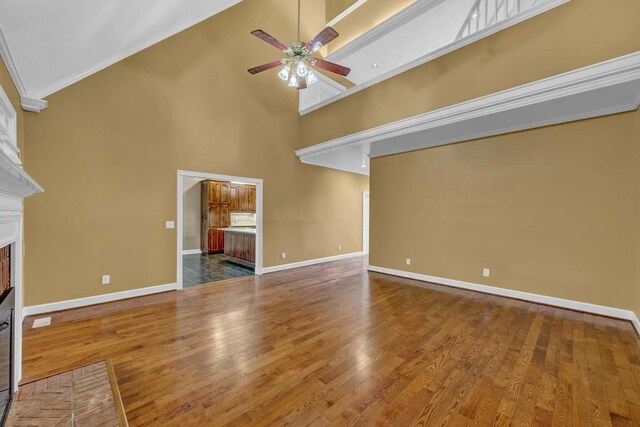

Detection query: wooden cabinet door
xmin=209 ymin=205 xmax=222 ymax=228
xmin=201 ymin=183 xmax=210 ymax=253
xmin=220 ymin=183 xmax=230 ymax=205
xmin=238 ymin=186 xmax=249 ymax=212
xmin=248 ymin=187 xmax=256 ymax=213
xmin=230 ymin=186 xmax=239 ymax=211
xmin=209 ymin=181 xmax=221 ymax=204
xmin=220 ymin=206 xmax=230 ymax=227
xmin=218 ymin=230 xmax=225 ymax=252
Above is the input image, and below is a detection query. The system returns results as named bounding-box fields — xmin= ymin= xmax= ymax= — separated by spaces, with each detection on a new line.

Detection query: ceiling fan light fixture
xmin=296 ymin=61 xmax=309 ymax=77
xmin=248 ymin=1 xmax=350 ymax=90
xmin=307 ymin=71 xmax=318 ymax=85
xmin=278 ymin=65 xmax=291 ymax=81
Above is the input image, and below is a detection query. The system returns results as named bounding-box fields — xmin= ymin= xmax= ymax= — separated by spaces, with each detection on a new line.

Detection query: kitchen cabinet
xmin=223 ymin=230 xmax=255 ymax=267
xmin=201 ymin=180 xmax=231 ymax=253
xmin=229 ymin=184 xmax=256 ymax=213
xmin=201 ymin=181 xmax=256 ymax=254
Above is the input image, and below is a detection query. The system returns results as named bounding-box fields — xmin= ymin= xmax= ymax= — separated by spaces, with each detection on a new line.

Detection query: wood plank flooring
xmin=22 ymin=257 xmax=640 ymax=426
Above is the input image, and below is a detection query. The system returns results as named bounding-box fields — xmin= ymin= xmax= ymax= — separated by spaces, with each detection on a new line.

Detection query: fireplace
xmin=0 ymin=246 xmax=13 ymax=424
xmin=0 ymin=81 xmax=45 ymax=423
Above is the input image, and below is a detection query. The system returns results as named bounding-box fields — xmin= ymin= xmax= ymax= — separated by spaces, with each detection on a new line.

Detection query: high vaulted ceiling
xmin=0 ymin=0 xmax=241 ymax=107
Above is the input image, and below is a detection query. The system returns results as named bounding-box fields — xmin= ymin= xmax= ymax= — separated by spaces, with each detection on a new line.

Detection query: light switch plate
xmin=102 ymin=275 xmax=110 ymax=285
xmin=483 ymin=268 xmax=490 ymax=277
xmin=165 ymin=221 xmax=175 ymax=229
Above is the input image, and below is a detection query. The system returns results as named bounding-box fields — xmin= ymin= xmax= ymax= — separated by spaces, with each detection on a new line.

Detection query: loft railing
xmin=456 ymin=0 xmax=544 ymax=41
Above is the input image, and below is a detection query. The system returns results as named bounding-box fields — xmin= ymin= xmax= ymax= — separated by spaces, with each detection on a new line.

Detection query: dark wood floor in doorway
xmin=23 ymin=257 xmax=640 ymax=426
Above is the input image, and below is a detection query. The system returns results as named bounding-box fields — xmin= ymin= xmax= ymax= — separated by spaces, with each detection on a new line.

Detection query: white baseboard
xmin=263 ymin=252 xmax=363 ymax=274
xmin=368 ymin=265 xmax=640 ymax=332
xmin=182 ymin=249 xmax=202 ymax=256
xmin=23 ymin=283 xmax=178 ymax=317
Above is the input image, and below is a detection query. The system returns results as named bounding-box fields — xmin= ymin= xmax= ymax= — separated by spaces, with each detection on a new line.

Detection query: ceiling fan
xmin=247 ymin=0 xmax=351 ymax=90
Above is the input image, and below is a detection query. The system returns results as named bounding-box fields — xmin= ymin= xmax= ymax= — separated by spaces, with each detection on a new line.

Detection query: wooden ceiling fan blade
xmin=251 ymin=30 xmax=289 ymax=51
xmin=313 ymin=59 xmax=351 ymax=77
xmin=247 ymin=60 xmax=283 ymax=74
xmin=306 ymin=27 xmax=339 ymax=52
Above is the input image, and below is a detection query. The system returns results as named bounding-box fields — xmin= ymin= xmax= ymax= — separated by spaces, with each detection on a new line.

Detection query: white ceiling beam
xmin=296 ymin=51 xmax=640 ymax=175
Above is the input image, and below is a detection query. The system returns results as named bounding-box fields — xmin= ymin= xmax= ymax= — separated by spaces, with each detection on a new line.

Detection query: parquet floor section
xmin=7 ymin=361 xmax=124 ymax=426
xmin=22 ymin=257 xmax=640 ymax=426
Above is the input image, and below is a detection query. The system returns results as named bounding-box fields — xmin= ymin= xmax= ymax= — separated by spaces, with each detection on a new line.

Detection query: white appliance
xmin=230 ymin=213 xmax=256 ymax=228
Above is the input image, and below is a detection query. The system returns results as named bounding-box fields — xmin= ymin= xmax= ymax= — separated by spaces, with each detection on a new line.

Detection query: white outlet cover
xmin=32 ymin=317 xmax=51 ymax=328
xmin=102 ymin=275 xmax=110 ymax=284
xmin=165 ymin=221 xmax=175 ymax=229
xmin=281 ymin=252 xmax=286 ymax=259
xmin=406 ymin=258 xmax=411 ymax=265
xmin=483 ymin=268 xmax=490 ymax=277
xmin=338 ymin=245 xmax=342 ymax=251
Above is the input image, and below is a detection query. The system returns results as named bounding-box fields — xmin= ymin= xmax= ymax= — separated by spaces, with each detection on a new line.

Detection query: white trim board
xmin=23 ymin=283 xmax=178 ymax=317
xmin=368 ymin=265 xmax=640 ymax=334
xmin=327 ymin=0 xmax=447 ymax=63
xmin=263 ymin=252 xmax=363 ymax=274
xmin=327 ymin=0 xmax=369 ymax=28
xmin=297 ymin=51 xmax=640 ymax=174
xmin=302 ymin=0 xmax=570 ymax=115
xmin=182 ymin=249 xmax=202 ymax=256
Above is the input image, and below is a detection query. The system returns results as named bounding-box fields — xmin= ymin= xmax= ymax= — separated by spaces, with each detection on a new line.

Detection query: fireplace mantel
xmin=0 ymin=83 xmax=44 ymax=392
xmin=0 ymin=150 xmax=42 ymax=200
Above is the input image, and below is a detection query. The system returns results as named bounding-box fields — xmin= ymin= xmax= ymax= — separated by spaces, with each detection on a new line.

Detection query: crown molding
xmin=1 ymin=0 xmax=242 ymax=111
xmin=302 ymin=0 xmax=570 ymax=116
xmin=0 ymin=24 xmax=27 ymax=95
xmin=296 ymin=51 xmax=640 ymax=172
xmin=20 ymin=96 xmax=48 ymax=113
xmin=35 ymin=0 xmax=242 ymax=100
xmin=0 ymin=24 xmax=49 ymax=113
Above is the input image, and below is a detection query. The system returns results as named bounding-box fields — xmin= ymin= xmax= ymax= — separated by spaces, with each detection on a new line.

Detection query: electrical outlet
xmin=281 ymin=252 xmax=286 ymax=259
xmin=165 ymin=221 xmax=175 ymax=229
xmin=338 ymin=245 xmax=342 ymax=251
xmin=483 ymin=268 xmax=490 ymax=277
xmin=102 ymin=275 xmax=110 ymax=285
xmin=406 ymin=258 xmax=411 ymax=266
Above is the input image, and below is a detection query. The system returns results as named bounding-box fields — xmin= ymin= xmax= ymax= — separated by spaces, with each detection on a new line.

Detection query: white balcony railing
xmin=456 ymin=0 xmax=545 ymax=41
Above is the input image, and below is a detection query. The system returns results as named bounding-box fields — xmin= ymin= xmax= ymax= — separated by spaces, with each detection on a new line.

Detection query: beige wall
xmin=21 ymin=0 xmax=368 ymax=306
xmin=182 ymin=177 xmax=201 ymax=252
xmin=370 ymin=112 xmax=639 ymax=312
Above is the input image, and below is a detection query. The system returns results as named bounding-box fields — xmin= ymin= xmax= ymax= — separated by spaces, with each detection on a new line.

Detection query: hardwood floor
xmin=23 ymin=257 xmax=640 ymax=426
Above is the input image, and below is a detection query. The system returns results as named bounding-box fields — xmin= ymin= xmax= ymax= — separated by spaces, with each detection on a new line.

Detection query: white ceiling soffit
xmin=0 ymin=0 xmax=241 ymax=111
xmin=296 ymin=52 xmax=640 ymax=176
xmin=299 ymin=0 xmax=570 ymax=115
